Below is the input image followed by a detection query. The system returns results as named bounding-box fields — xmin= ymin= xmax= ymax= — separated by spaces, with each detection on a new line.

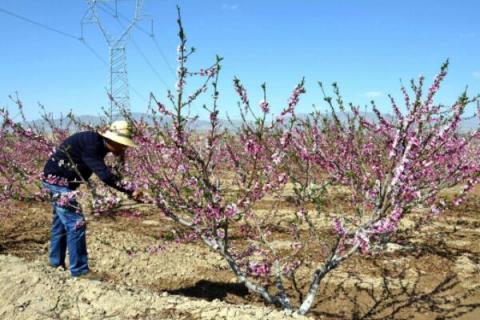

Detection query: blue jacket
xmin=43 ymin=131 xmax=132 ymax=195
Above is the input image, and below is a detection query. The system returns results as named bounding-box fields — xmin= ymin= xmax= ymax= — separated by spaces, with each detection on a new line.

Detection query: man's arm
xmin=81 ymin=152 xmax=133 ymax=196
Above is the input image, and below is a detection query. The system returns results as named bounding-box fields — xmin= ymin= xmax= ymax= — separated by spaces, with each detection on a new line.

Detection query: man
xmin=42 ymin=120 xmax=140 ymax=278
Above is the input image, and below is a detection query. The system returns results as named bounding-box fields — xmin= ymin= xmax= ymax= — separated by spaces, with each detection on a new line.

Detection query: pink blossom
xmin=277 ymin=173 xmax=288 ymax=184
xmin=291 ymin=242 xmax=303 ymax=251
xmin=247 ymin=261 xmax=271 ymax=277
xmin=245 ymin=139 xmax=262 ymax=156
xmin=271 ymin=152 xmax=284 ymax=165
xmin=333 ymin=218 xmax=347 ymax=237
xmin=209 ymin=111 xmax=218 ymax=122
xmin=431 ymin=205 xmax=440 ymax=216
xmin=74 ymin=219 xmax=86 ymax=230
xmin=259 ymin=99 xmax=270 ymax=113
xmin=282 ymin=260 xmax=301 ymax=275
xmin=224 ymin=204 xmax=239 ymax=218
xmin=354 ymin=231 xmax=370 ymax=254
xmin=296 ymin=208 xmax=306 ymax=220
xmin=233 ymin=78 xmax=249 ymax=106
xmin=56 ymin=191 xmax=78 ymax=207
xmin=280 ymin=131 xmax=292 ymax=149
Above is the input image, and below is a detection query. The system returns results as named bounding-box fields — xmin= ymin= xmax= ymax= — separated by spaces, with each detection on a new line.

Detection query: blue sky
xmin=0 ymin=0 xmax=479 ymax=121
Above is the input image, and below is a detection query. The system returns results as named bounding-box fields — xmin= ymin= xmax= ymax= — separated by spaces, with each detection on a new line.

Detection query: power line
xmin=0 ymin=4 xmax=156 ymax=105
xmin=98 ymin=1 xmax=176 ymax=78
xmin=92 ymin=4 xmax=162 ymax=103
xmin=151 ymin=36 xmax=176 ymax=78
xmin=129 ymin=84 xmax=148 ymax=103
xmin=98 ymin=1 xmax=152 ymax=37
xmin=130 ymin=38 xmax=170 ymax=89
xmin=81 ymin=39 xmax=108 ymax=65
xmin=87 ymin=4 xmax=153 ymax=103
xmin=0 ymin=6 xmax=109 ymax=67
xmin=0 ymin=7 xmax=80 ymax=40
xmin=96 ymin=4 xmax=170 ymax=90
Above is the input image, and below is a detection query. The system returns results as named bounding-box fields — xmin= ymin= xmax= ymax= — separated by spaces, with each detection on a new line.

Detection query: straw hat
xmin=100 ymin=120 xmax=136 ymax=147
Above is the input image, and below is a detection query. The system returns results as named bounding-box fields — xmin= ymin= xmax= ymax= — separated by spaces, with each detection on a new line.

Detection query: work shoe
xmin=74 ymin=271 xmax=105 ymax=282
xmin=48 ymin=263 xmax=66 ymax=271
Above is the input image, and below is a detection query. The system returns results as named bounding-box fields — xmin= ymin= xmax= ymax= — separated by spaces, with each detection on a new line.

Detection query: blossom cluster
xmin=92 ymin=195 xmax=122 ymax=215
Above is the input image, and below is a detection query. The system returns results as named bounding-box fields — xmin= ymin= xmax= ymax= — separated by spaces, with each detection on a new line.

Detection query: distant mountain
xmin=24 ymin=111 xmax=479 ymax=133
xmin=24 ymin=113 xmax=243 ymax=132
xmin=458 ymin=116 xmax=480 ymax=132
xmin=297 ymin=111 xmax=479 ymax=133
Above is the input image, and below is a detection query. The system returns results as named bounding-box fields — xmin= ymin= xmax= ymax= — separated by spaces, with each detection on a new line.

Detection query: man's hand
xmin=131 ymin=189 xmax=144 ymax=202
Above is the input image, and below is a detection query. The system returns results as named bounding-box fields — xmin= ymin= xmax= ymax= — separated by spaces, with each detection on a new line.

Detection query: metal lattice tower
xmin=82 ymin=0 xmax=144 ymax=119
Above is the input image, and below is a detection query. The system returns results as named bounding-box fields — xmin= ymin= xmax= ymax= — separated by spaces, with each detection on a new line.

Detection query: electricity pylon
xmin=82 ymin=0 xmax=144 ymax=119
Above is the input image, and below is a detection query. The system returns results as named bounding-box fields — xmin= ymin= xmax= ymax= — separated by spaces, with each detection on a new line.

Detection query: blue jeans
xmin=42 ymin=182 xmax=89 ymax=276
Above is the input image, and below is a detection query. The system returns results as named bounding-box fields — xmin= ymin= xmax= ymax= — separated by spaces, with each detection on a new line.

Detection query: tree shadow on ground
xmin=308 ymin=257 xmax=480 ymax=319
xmin=167 ymin=280 xmax=250 ymax=301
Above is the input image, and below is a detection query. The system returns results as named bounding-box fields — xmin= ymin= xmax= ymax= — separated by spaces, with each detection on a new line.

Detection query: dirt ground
xmin=0 ymin=186 xmax=479 ymax=319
